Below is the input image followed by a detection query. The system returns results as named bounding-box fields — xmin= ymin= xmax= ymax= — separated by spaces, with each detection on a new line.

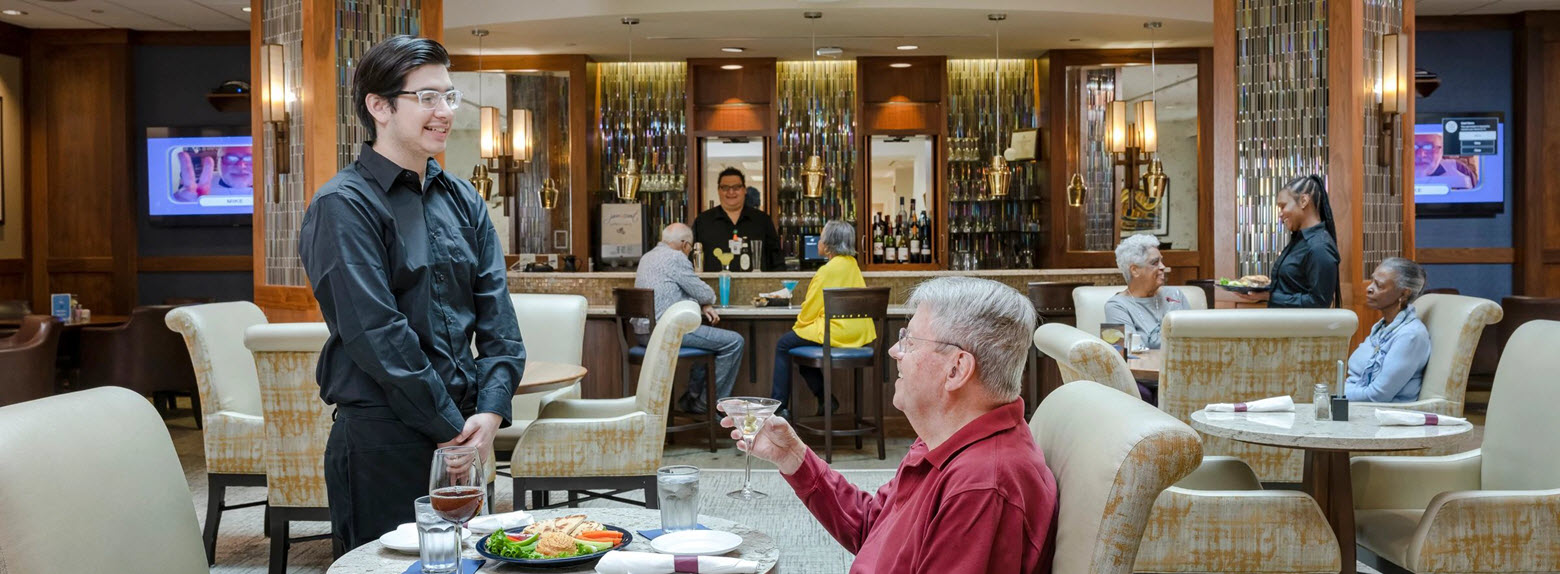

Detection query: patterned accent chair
xmin=165 ymin=302 xmax=269 ymax=565
xmin=245 ymin=322 xmax=333 ymax=574
xmin=1031 ymin=323 xmax=1139 ymax=397
xmin=1073 ymin=285 xmax=1208 ymax=339
xmin=1352 ymin=293 xmax=1502 ymax=417
xmin=1031 ymin=380 xmax=1203 ymax=574
xmin=1159 ymin=309 xmax=1357 ymax=483
xmin=1351 ymin=320 xmax=1560 ymax=573
xmin=493 ymin=294 xmax=587 ymax=457
xmin=510 ymin=300 xmax=701 ymax=511
xmin=0 ymin=387 xmax=208 ymax=574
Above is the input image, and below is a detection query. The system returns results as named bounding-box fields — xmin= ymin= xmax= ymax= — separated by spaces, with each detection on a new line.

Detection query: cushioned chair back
xmin=1481 ymin=320 xmax=1560 ymax=491
xmin=0 ymin=315 xmax=60 ymax=407
xmin=95 ymin=305 xmax=198 ymax=394
xmin=1074 ymin=285 xmax=1207 ymax=338
xmin=166 ymin=301 xmax=268 ymax=418
xmin=633 ymin=301 xmax=702 ymax=431
xmin=1032 ymin=381 xmax=1203 ymax=574
xmin=1412 ymin=294 xmax=1502 ymax=415
xmin=1161 ymin=309 xmax=1356 ymax=482
xmin=1032 ymin=323 xmax=1138 ymax=397
xmin=0 ymin=299 xmax=28 ymax=321
xmin=820 ymin=287 xmax=889 ymax=362
xmin=1496 ymin=296 xmax=1560 ymax=357
xmin=510 ymin=293 xmax=588 ymax=366
xmin=245 ymin=322 xmax=333 ymax=508
xmin=0 ymin=387 xmax=208 ymax=574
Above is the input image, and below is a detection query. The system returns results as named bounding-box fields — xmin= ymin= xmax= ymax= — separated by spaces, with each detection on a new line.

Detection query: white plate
xmin=378 ymin=523 xmax=472 ymax=554
xmin=649 ymin=530 xmax=743 ymax=556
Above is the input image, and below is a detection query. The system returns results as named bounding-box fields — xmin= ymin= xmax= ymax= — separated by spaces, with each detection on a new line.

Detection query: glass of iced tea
xmin=429 ymin=445 xmax=485 ymax=530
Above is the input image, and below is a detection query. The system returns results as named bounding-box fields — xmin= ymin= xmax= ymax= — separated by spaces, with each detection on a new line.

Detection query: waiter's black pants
xmin=325 ymin=406 xmax=437 ymax=555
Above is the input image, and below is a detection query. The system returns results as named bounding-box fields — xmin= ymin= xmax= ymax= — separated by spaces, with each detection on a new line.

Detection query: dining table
xmin=1127 ymin=349 xmax=1162 ymax=381
xmin=325 ymin=507 xmax=779 ymax=573
xmin=515 ymin=361 xmax=588 ymax=395
xmin=1191 ymin=404 xmax=1472 ymax=574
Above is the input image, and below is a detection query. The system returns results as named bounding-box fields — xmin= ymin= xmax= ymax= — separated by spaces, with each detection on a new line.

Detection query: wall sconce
xmin=259 ymin=43 xmax=289 ymax=202
xmin=480 ymin=106 xmax=502 ymax=160
xmin=1378 ymin=33 xmax=1408 ymax=169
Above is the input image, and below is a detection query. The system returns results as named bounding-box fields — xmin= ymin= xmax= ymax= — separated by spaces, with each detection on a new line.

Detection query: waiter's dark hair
xmin=1283 ymin=173 xmax=1341 ymax=307
xmin=717 ymin=167 xmax=745 ymax=186
xmin=353 ymin=35 xmax=451 ymax=141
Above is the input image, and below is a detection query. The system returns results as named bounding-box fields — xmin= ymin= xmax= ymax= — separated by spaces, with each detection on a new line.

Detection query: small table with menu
xmin=1191 ymin=404 xmax=1471 ymax=574
xmin=325 ymin=507 xmax=778 ymax=573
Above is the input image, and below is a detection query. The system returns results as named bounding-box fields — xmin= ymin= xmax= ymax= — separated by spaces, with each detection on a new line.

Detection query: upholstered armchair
xmin=79 ymin=305 xmax=202 ymax=423
xmin=1031 ymin=380 xmax=1203 ymax=574
xmin=1031 ymin=323 xmax=1139 ymax=397
xmin=1073 ymin=285 xmax=1208 ymax=338
xmin=1352 ymin=293 xmax=1501 ymax=417
xmin=493 ymin=293 xmax=587 ymax=457
xmin=245 ymin=322 xmax=333 ymax=574
xmin=1351 ymin=320 xmax=1560 ymax=574
xmin=0 ymin=387 xmax=208 ymax=573
xmin=0 ymin=314 xmax=60 ymax=407
xmin=510 ymin=300 xmax=701 ymax=510
xmin=1160 ymin=309 xmax=1357 ymax=482
xmin=165 ymin=302 xmax=270 ymax=564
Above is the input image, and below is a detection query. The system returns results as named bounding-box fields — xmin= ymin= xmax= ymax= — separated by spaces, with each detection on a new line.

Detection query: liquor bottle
xmin=896 ymin=218 xmax=910 ymax=264
xmin=872 ymin=213 xmax=884 ymax=264
xmin=908 ymin=214 xmax=922 ymax=264
xmin=897 ymin=197 xmax=908 ymax=224
xmin=883 ymin=228 xmax=897 ymax=263
xmin=919 ymin=210 xmax=932 ymax=263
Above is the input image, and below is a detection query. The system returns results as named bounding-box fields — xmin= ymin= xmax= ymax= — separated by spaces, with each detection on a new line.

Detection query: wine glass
xmin=718 ymin=397 xmax=782 ymax=500
xmin=429 ymin=446 xmax=485 ymax=537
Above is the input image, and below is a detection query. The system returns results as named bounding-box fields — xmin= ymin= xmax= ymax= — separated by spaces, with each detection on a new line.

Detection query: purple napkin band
xmin=1234 ymin=402 xmax=1249 ymax=412
xmin=1425 ymin=413 xmax=1439 ymax=425
xmin=675 ymin=555 xmax=700 ymax=572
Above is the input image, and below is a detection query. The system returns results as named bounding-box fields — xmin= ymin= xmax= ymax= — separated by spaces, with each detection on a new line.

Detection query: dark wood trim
xmin=1546 ymin=250 xmax=1560 ymax=265
xmin=47 ymin=257 xmax=115 ymax=273
xmin=29 ymin=29 xmax=131 ymax=46
xmin=1402 ymin=0 xmax=1417 ymax=258
xmin=1514 ymin=13 xmax=1549 ymax=296
xmin=0 ymin=20 xmax=28 ymax=57
xmin=421 ymin=0 xmax=442 ymax=43
xmin=1417 ymin=248 xmax=1516 ymax=264
xmin=131 ymin=31 xmax=249 ymax=46
xmin=0 ymin=259 xmax=24 ymax=274
xmin=1197 ymin=46 xmax=1217 ymax=281
xmin=1329 ymin=0 xmax=1369 ymax=344
xmin=254 ymin=285 xmax=321 ymax=322
xmin=249 ymin=0 xmax=266 ymax=294
xmin=26 ymin=24 xmax=48 ymax=313
xmin=449 ymin=54 xmax=592 ymax=72
xmin=1416 ymin=15 xmax=1517 ymax=32
xmin=138 ymin=255 xmax=254 ymax=273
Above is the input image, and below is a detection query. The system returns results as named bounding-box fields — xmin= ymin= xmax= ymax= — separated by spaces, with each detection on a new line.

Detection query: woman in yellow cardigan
xmin=770 ymin=220 xmax=875 ymax=419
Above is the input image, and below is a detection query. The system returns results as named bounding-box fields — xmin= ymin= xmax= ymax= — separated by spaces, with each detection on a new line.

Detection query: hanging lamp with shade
xmin=614 ymin=17 xmax=643 ymax=202
xmin=984 ymin=13 xmax=1011 ymax=199
xmin=800 ymin=11 xmax=826 ymax=199
xmin=468 ymin=29 xmax=496 ymax=203
xmin=1140 ymin=21 xmax=1169 ymax=200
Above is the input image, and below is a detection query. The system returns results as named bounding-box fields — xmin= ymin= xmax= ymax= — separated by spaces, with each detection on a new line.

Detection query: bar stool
xmin=788 ymin=287 xmax=890 ymax=462
xmin=1026 ymin=281 xmax=1089 ymax=414
xmin=613 ymin=288 xmax=720 ymax=452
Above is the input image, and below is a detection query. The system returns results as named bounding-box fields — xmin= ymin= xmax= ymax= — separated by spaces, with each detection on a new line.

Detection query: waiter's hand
xmin=445 ymin=412 xmax=503 ymax=453
xmin=701 ymin=305 xmax=721 ymax=325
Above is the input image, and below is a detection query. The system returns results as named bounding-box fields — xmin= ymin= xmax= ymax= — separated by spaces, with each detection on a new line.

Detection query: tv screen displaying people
xmin=147 ymin=135 xmax=255 ymax=217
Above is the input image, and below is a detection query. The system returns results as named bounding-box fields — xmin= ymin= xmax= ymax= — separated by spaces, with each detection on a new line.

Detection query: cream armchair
xmin=1352 ymin=293 xmax=1502 ymax=417
xmin=1031 ymin=381 xmax=1203 ymax=574
xmin=1074 ymin=285 xmax=1207 ymax=338
xmin=493 ymin=293 xmax=588 ymax=456
xmin=0 ymin=387 xmax=208 ymax=574
xmin=245 ymin=322 xmax=333 ymax=574
xmin=165 ymin=301 xmax=269 ymax=565
xmin=1032 ymin=322 xmax=1139 ymax=397
xmin=1351 ymin=320 xmax=1560 ymax=573
xmin=509 ymin=300 xmax=701 ymax=510
xmin=1160 ymin=309 xmax=1356 ymax=482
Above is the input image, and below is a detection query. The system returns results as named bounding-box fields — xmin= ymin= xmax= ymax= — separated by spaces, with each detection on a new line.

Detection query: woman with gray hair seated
xmin=1343 ymin=257 xmax=1432 ymax=402
xmin=1105 ymin=233 xmax=1191 ymax=351
xmin=770 ymin=220 xmax=875 ymax=420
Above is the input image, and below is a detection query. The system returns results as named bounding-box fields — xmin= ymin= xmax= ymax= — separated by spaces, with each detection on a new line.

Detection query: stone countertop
xmin=326 ymin=508 xmax=778 ymax=573
xmin=510 ymin=268 xmax=1118 ymax=280
xmin=1190 ymin=404 xmax=1472 ymax=452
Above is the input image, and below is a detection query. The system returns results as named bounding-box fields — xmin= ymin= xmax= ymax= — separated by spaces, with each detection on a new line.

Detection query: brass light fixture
xmin=1108 ymin=21 xmax=1170 ymax=230
xmin=615 ymin=17 xmax=642 ymax=201
xmin=802 ymin=11 xmax=826 ymax=198
xmin=469 ymin=29 xmax=497 ymax=203
xmin=1141 ymin=21 xmax=1168 ymax=200
xmin=984 ymin=13 xmax=1010 ymax=198
xmin=259 ymin=43 xmax=289 ymax=203
xmin=538 ymin=178 xmax=560 ymax=210
xmin=1067 ymin=173 xmax=1088 ymax=208
xmin=1378 ymin=33 xmax=1407 ymax=173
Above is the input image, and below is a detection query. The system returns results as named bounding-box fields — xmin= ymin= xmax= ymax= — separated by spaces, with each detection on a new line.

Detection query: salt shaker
xmin=1313 ymin=383 xmax=1331 ymax=421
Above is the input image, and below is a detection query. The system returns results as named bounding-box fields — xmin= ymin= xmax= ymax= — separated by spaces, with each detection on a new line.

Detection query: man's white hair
xmin=905 ymin=277 xmax=1036 ymax=401
xmin=1114 ymin=233 xmax=1161 ymax=282
xmin=661 ymin=223 xmax=693 ymax=245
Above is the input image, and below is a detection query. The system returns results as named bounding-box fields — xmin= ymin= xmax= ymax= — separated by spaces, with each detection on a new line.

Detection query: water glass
xmin=657 ymin=465 xmax=701 ymax=532
xmin=414 ymin=496 xmax=461 ymax=574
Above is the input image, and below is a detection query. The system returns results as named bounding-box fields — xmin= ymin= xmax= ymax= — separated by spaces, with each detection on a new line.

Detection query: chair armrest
xmin=533 ymin=383 xmax=583 ymax=416
xmin=1408 ymin=488 xmax=1560 ymax=573
xmin=1355 ymin=398 xmax=1457 ymax=417
xmin=1351 ymin=449 xmax=1482 ymax=510
xmin=1175 ymin=456 xmax=1263 ymax=491
xmin=538 ymin=397 xmax=638 ymax=420
xmin=1137 ymin=487 xmax=1341 ymax=574
xmin=508 ymin=412 xmax=660 ymax=477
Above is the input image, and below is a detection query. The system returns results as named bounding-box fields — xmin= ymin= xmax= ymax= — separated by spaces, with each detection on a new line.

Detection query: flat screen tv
xmin=1413 ymin=113 xmax=1504 ymax=217
xmin=146 ymin=126 xmax=253 ymax=226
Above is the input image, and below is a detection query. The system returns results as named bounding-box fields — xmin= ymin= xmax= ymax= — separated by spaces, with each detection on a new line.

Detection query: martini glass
xmin=718 ymin=397 xmax=782 ymax=500
xmin=781 ymin=280 xmax=800 ymax=308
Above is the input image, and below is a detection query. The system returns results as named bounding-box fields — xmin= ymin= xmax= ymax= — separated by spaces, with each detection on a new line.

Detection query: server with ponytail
xmin=1235 ymin=174 xmax=1342 ymax=308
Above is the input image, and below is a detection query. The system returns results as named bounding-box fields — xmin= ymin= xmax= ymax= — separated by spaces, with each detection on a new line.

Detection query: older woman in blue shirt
xmin=1344 ymin=257 xmax=1432 ymax=402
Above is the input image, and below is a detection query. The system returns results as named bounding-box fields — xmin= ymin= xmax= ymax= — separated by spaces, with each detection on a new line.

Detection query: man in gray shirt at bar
xmin=636 ymin=223 xmax=745 ymax=414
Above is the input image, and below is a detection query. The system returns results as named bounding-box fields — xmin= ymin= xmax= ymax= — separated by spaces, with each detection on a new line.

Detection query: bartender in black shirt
xmin=299 ymin=36 xmax=525 ymax=554
xmin=692 ymin=167 xmax=783 ymax=271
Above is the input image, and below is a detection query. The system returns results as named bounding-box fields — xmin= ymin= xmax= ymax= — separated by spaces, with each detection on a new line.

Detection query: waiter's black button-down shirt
xmin=1269 ymin=222 xmax=1340 ymax=309
xmin=692 ymin=205 xmax=783 ymax=272
xmin=300 ymin=143 xmax=525 ymax=443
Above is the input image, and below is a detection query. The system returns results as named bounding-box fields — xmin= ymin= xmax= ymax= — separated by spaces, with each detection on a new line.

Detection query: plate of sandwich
xmin=476 ymin=514 xmax=632 ymax=568
xmin=1216 ymin=275 xmax=1273 ymax=294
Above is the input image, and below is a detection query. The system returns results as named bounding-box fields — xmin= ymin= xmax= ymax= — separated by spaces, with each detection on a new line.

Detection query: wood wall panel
xmin=138 ymin=255 xmax=254 ymax=273
xmin=1516 ymin=12 xmax=1560 ymax=297
xmin=1417 ymin=248 xmax=1516 ymax=264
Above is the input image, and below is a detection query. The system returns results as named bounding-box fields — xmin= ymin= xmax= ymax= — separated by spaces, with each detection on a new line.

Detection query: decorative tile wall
xmin=1362 ymin=0 xmax=1406 ymax=274
xmin=263 ymin=0 xmax=306 ymax=286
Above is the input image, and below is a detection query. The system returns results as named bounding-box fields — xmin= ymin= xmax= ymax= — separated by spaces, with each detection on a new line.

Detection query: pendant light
xmin=801 ymin=11 xmax=826 ymax=198
xmin=984 ymin=13 xmax=1010 ymax=198
xmin=1067 ymin=173 xmax=1088 ymax=208
xmin=614 ymin=18 xmax=643 ymax=202
xmin=468 ymin=29 xmax=495 ymax=203
xmin=1141 ymin=21 xmax=1169 ymax=200
xmin=538 ymin=178 xmax=560 ymax=209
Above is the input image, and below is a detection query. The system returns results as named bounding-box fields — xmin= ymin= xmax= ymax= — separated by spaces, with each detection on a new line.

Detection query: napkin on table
xmin=466 ymin=510 xmax=533 ymax=534
xmin=593 ymin=551 xmax=759 ymax=574
xmin=1204 ymin=395 xmax=1295 ymax=413
xmin=1375 ymin=409 xmax=1467 ymax=426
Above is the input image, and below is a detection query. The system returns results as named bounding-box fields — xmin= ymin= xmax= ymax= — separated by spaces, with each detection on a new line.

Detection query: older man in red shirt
xmin=725 ymin=276 xmax=1057 ymax=573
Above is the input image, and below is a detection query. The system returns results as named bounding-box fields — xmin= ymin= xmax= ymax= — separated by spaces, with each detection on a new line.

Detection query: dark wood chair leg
xmin=190 ymin=392 xmax=203 ymax=429
xmin=705 ymin=356 xmax=718 ymax=453
xmin=203 ymin=476 xmax=224 ymax=565
xmin=642 ymin=476 xmax=660 ymax=509
xmin=823 ymin=365 xmax=834 ymax=464
xmin=263 ymin=501 xmax=271 ymax=538
xmin=876 ymin=363 xmax=886 ymax=460
xmin=853 ymin=369 xmax=863 ymax=450
xmin=567 ymin=490 xmax=580 ymax=508
xmin=267 ymin=509 xmax=288 ymax=574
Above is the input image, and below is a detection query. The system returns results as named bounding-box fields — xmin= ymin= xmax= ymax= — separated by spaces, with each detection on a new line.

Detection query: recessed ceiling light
xmin=1 ymin=9 xmax=26 ymax=15
xmin=721 ymin=47 xmax=744 ymax=53
xmin=896 ymin=45 xmax=918 ymax=51
xmin=242 ymin=6 xmax=251 ymax=11
xmin=890 ymin=63 xmax=911 ymax=68
xmin=721 ymin=64 xmax=743 ymax=70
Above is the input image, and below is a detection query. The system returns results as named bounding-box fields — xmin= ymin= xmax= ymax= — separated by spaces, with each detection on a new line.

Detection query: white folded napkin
xmin=1204 ymin=395 xmax=1295 ymax=413
xmin=593 ymin=551 xmax=759 ymax=574
xmin=1375 ymin=409 xmax=1467 ymax=426
xmin=466 ymin=510 xmax=533 ymax=534
xmin=758 ymin=287 xmax=792 ymax=299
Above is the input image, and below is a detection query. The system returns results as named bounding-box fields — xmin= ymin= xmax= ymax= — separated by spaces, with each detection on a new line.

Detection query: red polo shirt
xmin=782 ymin=400 xmax=1057 ymax=574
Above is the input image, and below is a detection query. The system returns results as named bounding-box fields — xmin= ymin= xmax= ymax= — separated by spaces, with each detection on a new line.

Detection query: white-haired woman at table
xmin=1344 ymin=257 xmax=1432 ymax=402
xmin=1104 ymin=233 xmax=1191 ymax=351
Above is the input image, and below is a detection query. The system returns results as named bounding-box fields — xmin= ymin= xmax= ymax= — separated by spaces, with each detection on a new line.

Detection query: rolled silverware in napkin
xmin=465 ymin=510 xmax=533 ymax=534
xmin=1375 ymin=409 xmax=1467 ymax=426
xmin=593 ymin=551 xmax=759 ymax=574
xmin=1204 ymin=395 xmax=1295 ymax=413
